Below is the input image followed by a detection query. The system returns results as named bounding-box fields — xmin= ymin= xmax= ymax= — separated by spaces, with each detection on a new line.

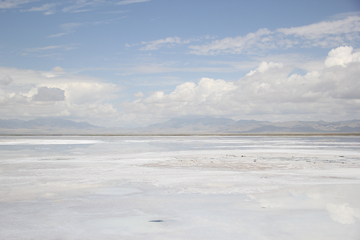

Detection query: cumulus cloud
xmin=246 ymin=61 xmax=283 ymax=76
xmin=324 ymin=46 xmax=360 ymax=67
xmin=123 ymin=78 xmax=237 ymax=116
xmin=189 ymin=16 xmax=360 ymax=55
xmin=0 ymin=66 xmax=121 ymax=125
xmin=32 ymin=87 xmax=65 ymax=101
xmin=123 ymin=46 xmax=360 ymax=122
xmin=52 ymin=66 xmax=65 ymax=72
xmin=2 ymin=45 xmax=360 ymax=126
xmin=134 ymin=91 xmax=144 ymax=98
xmin=0 ymin=75 xmax=13 ymax=85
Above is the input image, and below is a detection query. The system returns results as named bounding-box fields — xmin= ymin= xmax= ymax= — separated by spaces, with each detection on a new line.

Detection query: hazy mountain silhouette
xmin=0 ymin=117 xmax=359 ymax=134
xmin=0 ymin=118 xmax=102 ymax=134
xmin=137 ymin=117 xmax=360 ymax=134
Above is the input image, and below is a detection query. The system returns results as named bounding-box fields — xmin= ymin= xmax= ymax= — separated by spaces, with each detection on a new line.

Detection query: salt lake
xmin=1 ymin=136 xmax=360 ymax=239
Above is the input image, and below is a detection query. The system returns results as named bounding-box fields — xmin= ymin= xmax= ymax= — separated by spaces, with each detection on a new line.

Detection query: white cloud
xmin=61 ymin=0 xmax=101 ymax=13
xmin=140 ymin=36 xmax=192 ymax=51
xmin=52 ymin=66 xmax=65 ymax=72
xmin=246 ymin=61 xmax=283 ymax=76
xmin=60 ymin=22 xmax=85 ymax=32
xmin=25 ymin=45 xmax=63 ymax=52
xmin=134 ymin=91 xmax=144 ymax=98
xmin=1 ymin=0 xmax=146 ymax=15
xmin=46 ymin=21 xmax=99 ymax=40
xmin=0 ymin=75 xmax=13 ymax=85
xmin=189 ymin=28 xmax=272 ymax=55
xmin=44 ymin=10 xmax=55 ymax=15
xmin=0 ymin=66 xmax=122 ymax=125
xmin=117 ymin=0 xmax=150 ymax=6
xmin=23 ymin=2 xmax=57 ymax=15
xmin=57 ymin=19 xmax=118 ymax=34
xmin=277 ymin=16 xmax=360 ymax=39
xmin=46 ymin=32 xmax=71 ymax=38
xmin=100 ymin=10 xmax=129 ymax=14
xmin=32 ymin=87 xmax=65 ymax=101
xmin=123 ymin=78 xmax=237 ymax=116
xmin=23 ymin=44 xmax=78 ymax=57
xmin=2 ymin=43 xmax=360 ymax=126
xmin=2 ymin=0 xmax=146 ymax=14
xmin=130 ymin=36 xmax=210 ymax=51
xmin=0 ymin=0 xmax=36 ymax=9
xmin=122 ymin=63 xmax=233 ymax=75
xmin=324 ymin=46 xmax=360 ymax=67
xmin=123 ymin=46 xmax=360 ymax=122
xmin=189 ymin=16 xmax=360 ymax=55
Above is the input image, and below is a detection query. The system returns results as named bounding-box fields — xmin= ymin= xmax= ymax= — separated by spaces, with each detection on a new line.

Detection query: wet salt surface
xmin=0 ymin=136 xmax=360 ymax=239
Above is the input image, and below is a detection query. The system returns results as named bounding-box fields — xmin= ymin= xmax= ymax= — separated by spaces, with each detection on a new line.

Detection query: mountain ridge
xmin=139 ymin=117 xmax=360 ymax=134
xmin=0 ymin=117 xmax=360 ymax=134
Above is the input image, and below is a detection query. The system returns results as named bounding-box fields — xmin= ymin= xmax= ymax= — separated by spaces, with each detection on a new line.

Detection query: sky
xmin=1 ymin=0 xmax=360 ymax=127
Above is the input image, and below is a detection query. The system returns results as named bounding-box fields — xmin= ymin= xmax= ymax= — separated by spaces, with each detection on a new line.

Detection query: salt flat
xmin=0 ymin=136 xmax=359 ymax=239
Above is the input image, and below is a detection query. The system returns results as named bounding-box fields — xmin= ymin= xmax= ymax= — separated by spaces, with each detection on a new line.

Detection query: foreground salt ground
xmin=0 ymin=136 xmax=360 ymax=239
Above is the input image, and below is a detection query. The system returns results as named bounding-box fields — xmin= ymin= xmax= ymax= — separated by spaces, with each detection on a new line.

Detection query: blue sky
xmin=1 ymin=0 xmax=360 ymax=127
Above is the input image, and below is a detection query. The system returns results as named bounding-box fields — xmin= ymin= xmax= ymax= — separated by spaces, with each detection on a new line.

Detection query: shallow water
xmin=1 ymin=136 xmax=360 ymax=239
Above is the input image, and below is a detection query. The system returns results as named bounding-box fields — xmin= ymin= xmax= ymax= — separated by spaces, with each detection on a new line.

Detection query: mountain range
xmin=139 ymin=117 xmax=360 ymax=134
xmin=0 ymin=117 xmax=360 ymax=134
xmin=0 ymin=118 xmax=101 ymax=134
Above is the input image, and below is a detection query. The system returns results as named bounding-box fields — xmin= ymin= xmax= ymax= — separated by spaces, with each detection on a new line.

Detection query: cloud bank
xmin=1 ymin=46 xmax=360 ymax=126
xmin=123 ymin=46 xmax=360 ymax=122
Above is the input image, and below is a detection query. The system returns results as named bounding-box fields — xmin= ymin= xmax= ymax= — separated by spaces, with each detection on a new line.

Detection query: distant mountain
xmin=0 ymin=118 xmax=96 ymax=129
xmin=141 ymin=117 xmax=238 ymax=133
xmin=138 ymin=117 xmax=360 ymax=134
xmin=0 ymin=118 xmax=103 ymax=134
xmin=0 ymin=117 xmax=360 ymax=134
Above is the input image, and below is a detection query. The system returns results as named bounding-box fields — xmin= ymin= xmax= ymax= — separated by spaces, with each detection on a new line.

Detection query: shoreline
xmin=1 ymin=132 xmax=360 ymax=137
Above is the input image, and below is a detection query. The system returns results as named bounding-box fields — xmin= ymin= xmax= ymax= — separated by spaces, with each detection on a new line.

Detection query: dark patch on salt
xmin=149 ymin=220 xmax=164 ymax=222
